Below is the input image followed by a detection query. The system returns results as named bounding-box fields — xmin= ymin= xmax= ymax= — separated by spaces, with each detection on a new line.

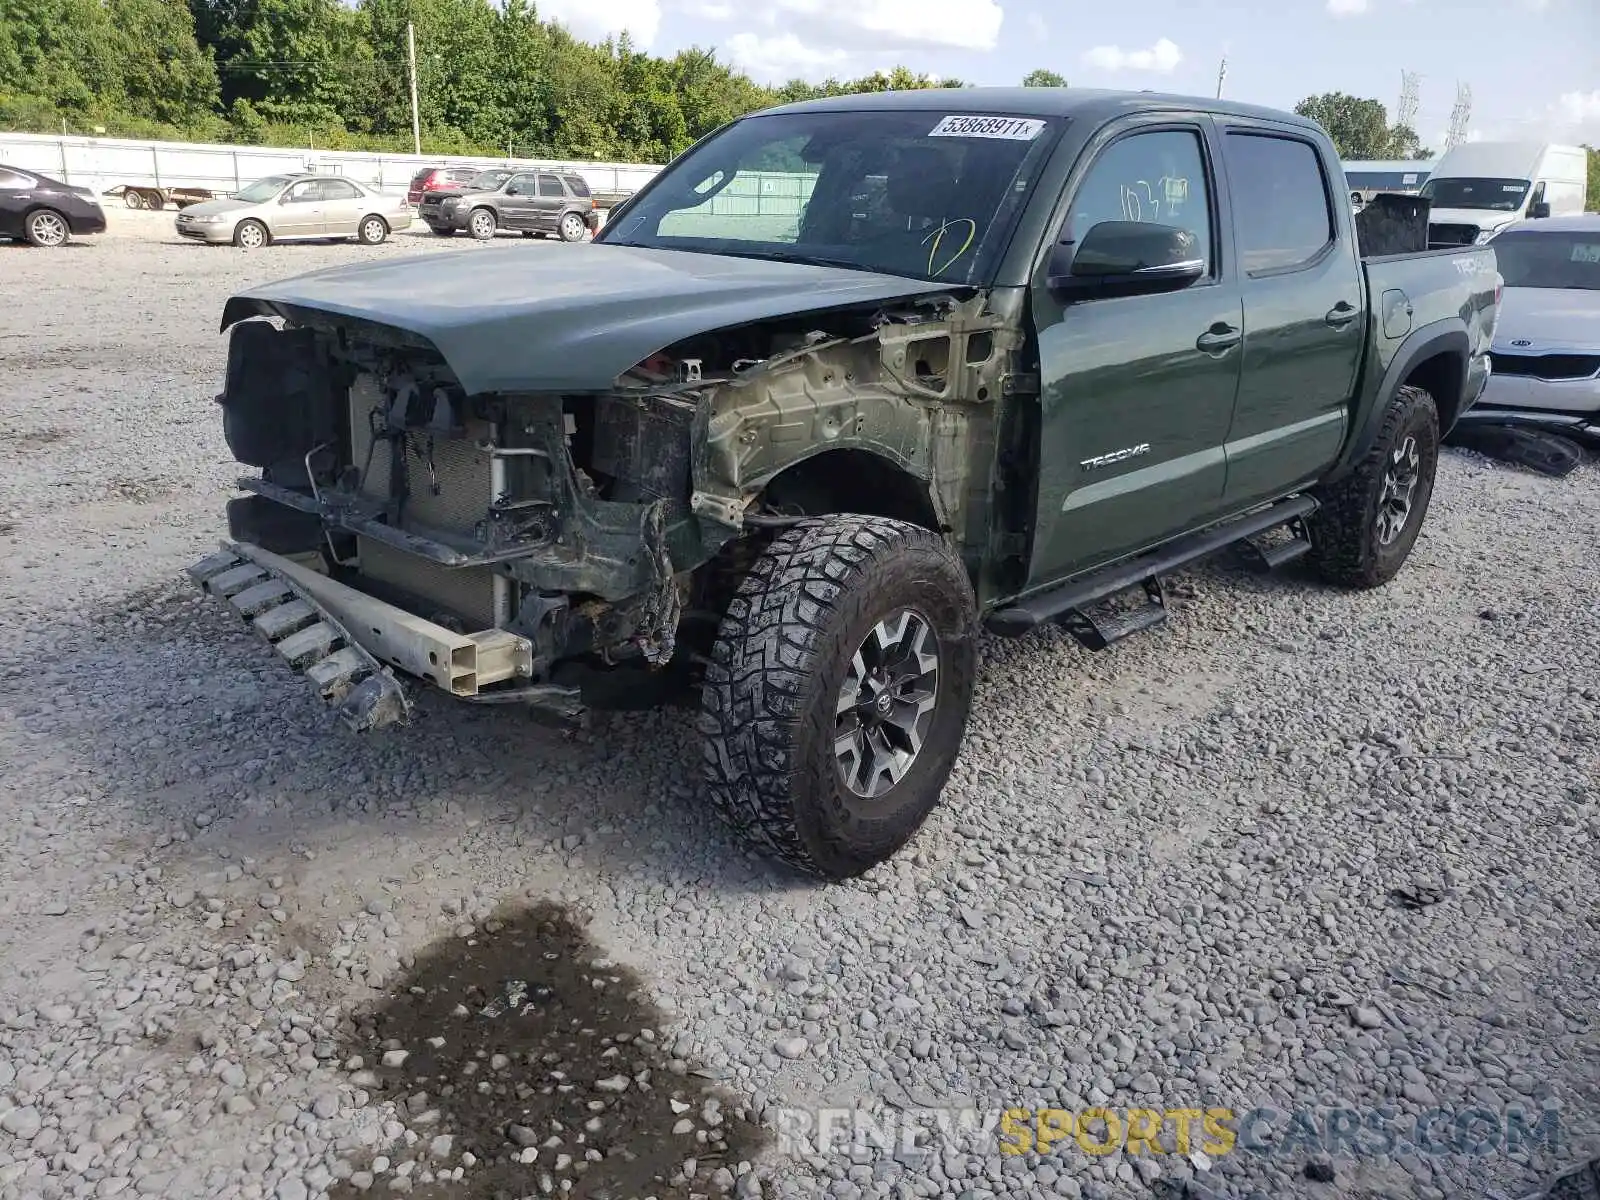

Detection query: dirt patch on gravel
xmin=331 ymin=901 xmax=768 ymax=1199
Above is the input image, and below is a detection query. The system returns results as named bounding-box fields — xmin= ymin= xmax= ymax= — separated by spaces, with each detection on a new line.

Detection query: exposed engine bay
xmin=213 ymin=290 xmax=1022 ymax=715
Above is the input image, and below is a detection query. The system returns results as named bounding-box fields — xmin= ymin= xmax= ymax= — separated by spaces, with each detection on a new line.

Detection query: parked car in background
xmin=1459 ymin=214 xmax=1600 ymax=441
xmin=421 ymin=169 xmax=598 ymax=241
xmin=406 ymin=166 xmax=482 ymax=206
xmin=174 ymin=174 xmax=413 ymax=248
xmin=0 ymin=164 xmax=106 ymax=247
xmin=1421 ymin=142 xmax=1589 ymax=247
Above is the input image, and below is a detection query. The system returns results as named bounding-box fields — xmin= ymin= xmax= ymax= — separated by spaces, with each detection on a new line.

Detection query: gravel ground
xmin=0 ymin=207 xmax=1597 ymax=1200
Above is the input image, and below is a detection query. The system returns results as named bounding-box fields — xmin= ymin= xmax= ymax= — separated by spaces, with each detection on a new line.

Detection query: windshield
xmin=597 ymin=109 xmax=1059 ymax=284
xmin=236 ymin=175 xmax=296 ymax=203
xmin=468 ymin=170 xmax=513 ymax=190
xmin=1492 ymin=230 xmax=1600 ymax=290
xmin=1419 ymin=176 xmax=1530 ymax=211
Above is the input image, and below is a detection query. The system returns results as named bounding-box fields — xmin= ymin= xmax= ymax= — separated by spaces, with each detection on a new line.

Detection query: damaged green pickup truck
xmin=191 ymin=89 xmax=1499 ymax=879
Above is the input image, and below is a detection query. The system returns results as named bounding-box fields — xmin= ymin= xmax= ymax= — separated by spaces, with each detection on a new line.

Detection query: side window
xmin=0 ymin=169 xmax=33 ymax=190
xmin=565 ymin=175 xmax=591 ymax=198
xmin=1225 ymin=133 xmax=1334 ymax=273
xmin=506 ymin=173 xmax=536 ymax=195
xmin=285 ymin=180 xmax=321 ymax=203
xmin=1065 ymin=129 xmax=1213 ymax=273
xmin=321 ymin=179 xmax=359 ymax=201
xmin=538 ymin=174 xmax=564 ymax=198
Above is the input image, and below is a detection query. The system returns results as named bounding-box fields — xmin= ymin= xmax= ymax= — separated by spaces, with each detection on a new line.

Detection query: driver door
xmin=1026 ymin=118 xmax=1243 ymax=587
xmin=276 ymin=178 xmax=325 ymax=237
xmin=499 ymin=173 xmax=538 ymax=230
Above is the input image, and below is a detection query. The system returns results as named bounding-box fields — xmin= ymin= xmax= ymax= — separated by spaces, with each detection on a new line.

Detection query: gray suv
xmin=421 ymin=169 xmax=598 ymax=241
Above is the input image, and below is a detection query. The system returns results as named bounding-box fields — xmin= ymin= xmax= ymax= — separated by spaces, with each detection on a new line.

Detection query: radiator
xmin=347 ymin=374 xmax=509 ymax=630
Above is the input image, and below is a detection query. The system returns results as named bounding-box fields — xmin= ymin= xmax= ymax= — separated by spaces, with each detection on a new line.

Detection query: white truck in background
xmin=1420 ymin=141 xmax=1589 ymax=247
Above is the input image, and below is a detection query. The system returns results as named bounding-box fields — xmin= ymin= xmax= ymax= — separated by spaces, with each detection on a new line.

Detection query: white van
xmin=1419 ymin=141 xmax=1588 ymax=247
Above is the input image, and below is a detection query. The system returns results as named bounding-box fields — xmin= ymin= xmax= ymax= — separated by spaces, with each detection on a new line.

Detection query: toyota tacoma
xmin=188 ymin=88 xmax=1500 ymax=879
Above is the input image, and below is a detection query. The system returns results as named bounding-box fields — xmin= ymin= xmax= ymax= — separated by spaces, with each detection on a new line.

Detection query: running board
xmin=1059 ymin=576 xmax=1168 ymax=651
xmin=985 ymin=495 xmax=1319 ymax=638
xmin=1236 ymin=516 xmax=1314 ymax=573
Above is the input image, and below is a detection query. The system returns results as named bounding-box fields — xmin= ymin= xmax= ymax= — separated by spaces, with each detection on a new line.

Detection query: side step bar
xmin=986 ymin=495 xmax=1319 ymax=639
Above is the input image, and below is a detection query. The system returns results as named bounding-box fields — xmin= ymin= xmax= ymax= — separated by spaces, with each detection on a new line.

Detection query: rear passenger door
xmin=316 ymin=178 xmax=364 ymax=236
xmin=1028 ymin=117 xmax=1244 ymax=586
xmin=533 ymin=173 xmax=567 ymax=231
xmin=1217 ymin=126 xmax=1364 ymax=507
xmin=0 ymin=168 xmax=35 ymax=236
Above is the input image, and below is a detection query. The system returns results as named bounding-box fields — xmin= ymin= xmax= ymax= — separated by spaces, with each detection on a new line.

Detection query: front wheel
xmin=1309 ymin=383 xmax=1439 ymax=589
xmin=357 ymin=215 xmax=389 ymax=245
xmin=233 ymin=219 xmax=268 ymax=249
xmin=699 ymin=516 xmax=978 ymax=880
xmin=23 ymin=209 xmax=70 ymax=247
xmin=468 ymin=208 xmax=497 ymax=240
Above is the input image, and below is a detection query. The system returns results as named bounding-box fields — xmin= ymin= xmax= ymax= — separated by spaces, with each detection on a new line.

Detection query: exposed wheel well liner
xmin=756 ymin=448 xmax=941 ymax=532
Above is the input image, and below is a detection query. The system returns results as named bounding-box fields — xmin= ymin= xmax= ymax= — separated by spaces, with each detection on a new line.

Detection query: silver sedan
xmin=1474 ymin=214 xmax=1600 ymax=438
xmin=174 ymin=174 xmax=414 ymax=248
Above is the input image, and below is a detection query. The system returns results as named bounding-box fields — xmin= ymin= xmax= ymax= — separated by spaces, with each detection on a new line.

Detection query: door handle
xmin=1325 ymin=301 xmax=1359 ymax=328
xmin=1196 ymin=325 xmax=1241 ymax=355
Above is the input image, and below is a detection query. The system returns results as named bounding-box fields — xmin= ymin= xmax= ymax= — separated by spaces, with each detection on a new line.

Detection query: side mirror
xmin=1048 ymin=220 xmax=1205 ymax=296
xmin=1530 ymin=201 xmax=1551 ymax=219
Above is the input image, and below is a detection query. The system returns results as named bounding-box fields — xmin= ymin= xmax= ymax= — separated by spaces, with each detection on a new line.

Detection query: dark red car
xmin=405 ymin=166 xmax=482 ymax=206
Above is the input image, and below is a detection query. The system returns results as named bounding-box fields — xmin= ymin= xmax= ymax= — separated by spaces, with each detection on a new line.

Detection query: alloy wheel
xmin=1375 ymin=435 xmax=1421 ymax=546
xmin=833 ymin=609 xmax=941 ymax=799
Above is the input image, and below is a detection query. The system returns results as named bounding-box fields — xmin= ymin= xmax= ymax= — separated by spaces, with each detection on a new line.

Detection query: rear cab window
xmin=1222 ymin=133 xmax=1335 ymax=273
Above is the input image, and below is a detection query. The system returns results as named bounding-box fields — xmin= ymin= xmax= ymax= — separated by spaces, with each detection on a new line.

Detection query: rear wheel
xmin=233 ymin=219 xmax=268 ymax=250
xmin=699 ymin=515 xmax=978 ymax=880
xmin=468 ymin=208 xmax=497 ymax=241
xmin=1309 ymin=383 xmax=1439 ymax=589
xmin=558 ymin=212 xmax=587 ymax=242
xmin=357 ymin=215 xmax=389 ymax=245
xmin=144 ymin=192 xmax=163 ymax=211
xmin=23 ymin=209 xmax=69 ymax=247
xmin=124 ymin=190 xmax=145 ymax=210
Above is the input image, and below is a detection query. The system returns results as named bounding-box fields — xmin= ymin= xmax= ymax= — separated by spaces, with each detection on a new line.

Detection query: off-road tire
xmin=1308 ymin=383 xmax=1439 ymax=589
xmin=699 ymin=515 xmax=978 ymax=880
xmin=233 ymin=219 xmax=269 ymax=249
xmin=357 ymin=215 xmax=389 ymax=245
xmin=468 ymin=208 xmax=497 ymax=240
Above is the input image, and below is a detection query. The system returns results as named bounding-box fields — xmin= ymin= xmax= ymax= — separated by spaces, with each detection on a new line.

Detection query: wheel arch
xmin=1334 ymin=321 xmax=1468 ymax=482
xmin=753 ymin=447 xmax=943 ymax=533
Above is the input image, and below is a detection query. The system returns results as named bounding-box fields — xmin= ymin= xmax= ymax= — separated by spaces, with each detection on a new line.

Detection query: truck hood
xmin=1493 ymin=289 xmax=1600 ymax=352
xmin=220 ymin=244 xmax=960 ymax=395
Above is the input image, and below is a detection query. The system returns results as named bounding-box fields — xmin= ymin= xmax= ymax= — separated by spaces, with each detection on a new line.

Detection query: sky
xmin=533 ymin=0 xmax=1600 ymax=151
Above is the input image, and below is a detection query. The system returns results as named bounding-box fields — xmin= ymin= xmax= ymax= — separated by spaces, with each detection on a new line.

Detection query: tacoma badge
xmin=1079 ymin=443 xmax=1151 ymax=470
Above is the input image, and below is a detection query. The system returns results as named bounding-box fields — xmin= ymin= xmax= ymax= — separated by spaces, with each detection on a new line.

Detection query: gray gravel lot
xmin=0 ymin=207 xmax=1597 ymax=1200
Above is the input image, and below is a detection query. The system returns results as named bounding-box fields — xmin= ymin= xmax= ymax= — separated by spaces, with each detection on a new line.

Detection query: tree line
xmin=0 ymin=1 xmax=1592 ymax=194
xmin=0 ymin=0 xmax=984 ymax=160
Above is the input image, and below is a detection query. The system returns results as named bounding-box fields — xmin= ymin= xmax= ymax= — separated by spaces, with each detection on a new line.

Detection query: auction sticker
xmin=929 ymin=115 xmax=1046 ymax=140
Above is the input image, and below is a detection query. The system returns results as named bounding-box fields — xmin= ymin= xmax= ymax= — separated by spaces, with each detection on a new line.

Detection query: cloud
xmin=539 ymin=0 xmax=661 ymax=44
xmin=673 ymin=0 xmax=736 ymax=17
xmin=727 ymin=0 xmax=1004 ymax=53
xmin=724 ymin=32 xmax=854 ymax=80
xmin=1554 ymin=88 xmax=1600 ymax=140
xmin=1024 ymin=11 xmax=1048 ymax=41
xmin=1326 ymin=0 xmax=1369 ymax=13
xmin=1082 ymin=38 xmax=1182 ymax=74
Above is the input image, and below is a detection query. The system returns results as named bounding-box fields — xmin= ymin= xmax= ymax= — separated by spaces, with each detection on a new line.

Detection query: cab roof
xmin=760 ymin=86 xmax=1325 ymax=134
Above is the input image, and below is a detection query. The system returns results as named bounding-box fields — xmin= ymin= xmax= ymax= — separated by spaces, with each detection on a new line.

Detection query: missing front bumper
xmin=188 ymin=541 xmax=544 ymax=732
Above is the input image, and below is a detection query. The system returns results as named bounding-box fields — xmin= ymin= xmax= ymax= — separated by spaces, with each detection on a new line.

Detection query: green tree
xmin=1585 ymin=146 xmax=1598 ymax=211
xmin=1022 ymin=68 xmax=1067 ymax=87
xmin=1385 ymin=124 xmax=1431 ymax=160
xmin=1294 ymin=91 xmax=1392 ymax=159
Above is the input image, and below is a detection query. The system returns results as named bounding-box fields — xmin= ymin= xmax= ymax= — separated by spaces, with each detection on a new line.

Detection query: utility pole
xmin=1215 ymin=55 xmax=1227 ymax=100
xmin=406 ymin=22 xmax=422 ymax=157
